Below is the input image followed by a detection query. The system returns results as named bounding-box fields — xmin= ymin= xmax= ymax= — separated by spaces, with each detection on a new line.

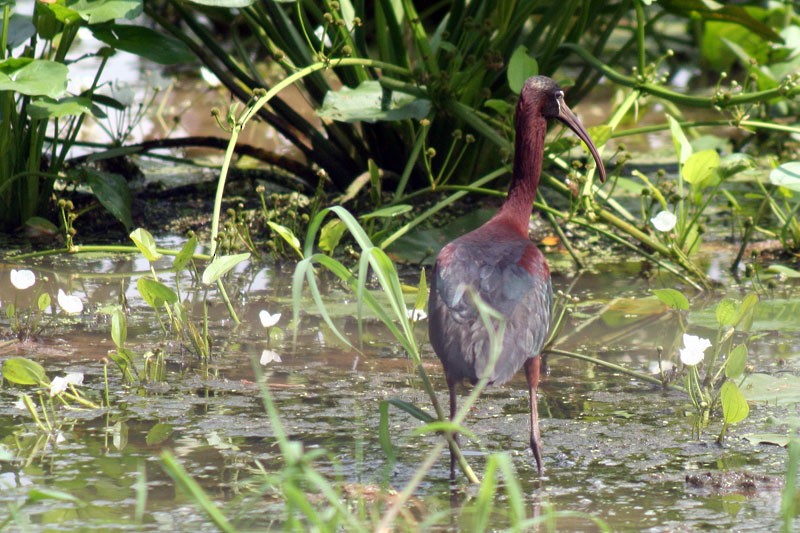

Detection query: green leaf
xmin=84 ymin=169 xmax=132 ymax=229
xmin=587 ymin=125 xmax=612 ymax=150
xmin=667 ymin=115 xmax=692 ymax=164
xmin=767 ymin=264 xmax=800 ymax=278
xmin=318 ymin=80 xmax=430 ymax=123
xmin=37 ymin=292 xmax=51 ymax=313
xmin=741 ymin=373 xmax=800 ymax=405
xmin=145 ymin=423 xmax=174 ymax=446
xmin=2 ymin=357 xmax=47 ymax=386
xmin=268 ymin=221 xmax=303 ymax=259
xmin=682 ymin=149 xmax=720 ymax=188
xmin=769 ymin=162 xmax=800 ymax=192
xmin=721 ymin=381 xmax=749 ymax=424
xmin=27 ymin=96 xmax=93 ymax=119
xmin=111 ymin=307 xmax=126 ymax=349
xmin=385 ymin=398 xmax=435 ymax=423
xmin=507 ymin=46 xmax=538 ymax=94
xmin=716 ymin=298 xmax=737 ymax=327
xmin=0 ymin=59 xmax=67 ymax=98
xmin=319 ymin=219 xmax=347 ymax=254
xmin=129 ymin=228 xmax=162 ymax=262
xmin=201 ymin=253 xmax=250 ymax=285
xmin=360 ymin=204 xmax=412 ymax=220
xmin=378 ymin=401 xmax=396 ymax=462
xmin=173 ymin=235 xmax=197 ymax=271
xmin=725 ymin=344 xmax=747 ymax=379
xmin=26 ymin=488 xmax=84 ymax=505
xmin=91 ymin=23 xmax=195 ymax=64
xmin=69 ymin=0 xmax=142 ymax=24
xmin=137 ymin=277 xmax=178 ymax=309
xmin=183 ymin=0 xmax=257 ymax=6
xmin=734 ymin=292 xmax=758 ymax=330
xmin=653 ymin=288 xmax=689 ymax=310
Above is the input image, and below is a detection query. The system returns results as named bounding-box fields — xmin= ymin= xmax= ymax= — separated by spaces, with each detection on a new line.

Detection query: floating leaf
xmin=318 ymin=80 xmax=431 ymax=123
xmin=725 ymin=344 xmax=747 ymax=379
xmin=742 ymin=373 xmax=800 ymax=405
xmin=146 ymin=423 xmax=174 ymax=446
xmin=721 ymin=381 xmax=749 ymax=424
xmin=653 ymin=288 xmax=689 ymax=310
xmin=507 ymin=45 xmax=538 ymax=94
xmin=201 ymin=253 xmax=250 ymax=285
xmin=130 ymin=228 xmax=162 ymax=262
xmin=2 ymin=357 xmax=47 ymax=386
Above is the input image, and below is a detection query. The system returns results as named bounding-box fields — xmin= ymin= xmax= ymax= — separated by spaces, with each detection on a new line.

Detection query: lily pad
xmin=741 ymin=373 xmax=800 ymax=405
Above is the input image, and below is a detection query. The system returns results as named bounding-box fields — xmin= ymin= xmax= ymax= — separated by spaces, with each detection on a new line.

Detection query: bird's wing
xmin=428 ymin=239 xmax=552 ymax=385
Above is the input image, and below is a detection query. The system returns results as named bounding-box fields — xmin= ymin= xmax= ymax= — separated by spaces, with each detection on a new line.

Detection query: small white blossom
xmin=406 ymin=308 xmax=428 ymax=322
xmin=259 ymin=310 xmax=281 ymax=328
xmin=57 ymin=289 xmax=84 ymax=314
xmin=314 ymin=26 xmax=332 ymax=47
xmin=10 ymin=269 xmax=35 ymax=290
xmin=679 ymin=334 xmax=711 ymax=366
xmin=651 ymin=211 xmax=677 ymax=232
xmin=49 ymin=376 xmax=69 ymax=396
xmin=13 ymin=395 xmax=26 ymax=410
xmin=260 ymin=349 xmax=282 ymax=365
xmin=64 ymin=372 xmax=84 ymax=386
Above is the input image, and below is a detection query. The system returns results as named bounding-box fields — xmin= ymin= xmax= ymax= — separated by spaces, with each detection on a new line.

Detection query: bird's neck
xmin=494 ymin=112 xmax=547 ymax=237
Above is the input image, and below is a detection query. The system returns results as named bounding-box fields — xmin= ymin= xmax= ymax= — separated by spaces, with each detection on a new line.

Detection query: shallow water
xmin=0 ymin=240 xmax=798 ymax=531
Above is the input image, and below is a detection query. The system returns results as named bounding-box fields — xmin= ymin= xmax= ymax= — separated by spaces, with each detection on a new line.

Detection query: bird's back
xmin=428 ymin=224 xmax=553 ymax=385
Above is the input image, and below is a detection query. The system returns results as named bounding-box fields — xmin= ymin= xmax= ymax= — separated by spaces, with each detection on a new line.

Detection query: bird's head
xmin=519 ymin=76 xmax=607 ymax=183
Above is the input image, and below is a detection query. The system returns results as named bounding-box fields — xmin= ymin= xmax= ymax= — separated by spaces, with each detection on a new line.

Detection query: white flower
xmin=679 ymin=334 xmax=712 ymax=366
xmin=651 ymin=211 xmax=677 ymax=232
xmin=260 ymin=349 xmax=282 ymax=365
xmin=259 ymin=310 xmax=281 ymax=328
xmin=10 ymin=269 xmax=35 ymax=290
xmin=57 ymin=289 xmax=84 ymax=314
xmin=13 ymin=395 xmax=27 ymax=410
xmin=49 ymin=376 xmax=69 ymax=396
xmin=406 ymin=308 xmax=428 ymax=322
xmin=49 ymin=372 xmax=84 ymax=396
xmin=314 ymin=26 xmax=332 ymax=47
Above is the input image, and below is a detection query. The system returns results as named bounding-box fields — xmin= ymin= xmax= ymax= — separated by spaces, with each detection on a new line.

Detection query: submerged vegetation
xmin=1 ymin=0 xmax=800 ymax=530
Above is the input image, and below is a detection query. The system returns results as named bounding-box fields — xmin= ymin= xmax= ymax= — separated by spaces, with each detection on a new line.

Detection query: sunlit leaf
xmin=319 ymin=219 xmax=346 ymax=254
xmin=268 ymin=221 xmax=302 ymax=259
xmin=507 ymin=45 xmax=538 ymax=94
xmin=769 ymin=161 xmax=800 ymax=192
xmin=721 ymin=381 xmax=749 ymax=424
xmin=653 ymin=288 xmax=689 ymax=310
xmin=173 ymin=235 xmax=198 ymax=271
xmin=767 ymin=264 xmax=800 ymax=278
xmin=37 ymin=292 xmax=51 ymax=313
xmin=725 ymin=344 xmax=747 ymax=379
xmin=360 ymin=204 xmax=412 ymax=219
xmin=742 ymin=433 xmax=792 ymax=447
xmin=0 ymin=58 xmax=67 ymax=98
xmin=2 ymin=357 xmax=47 ymax=386
xmin=27 ymin=96 xmax=93 ymax=119
xmin=667 ymin=115 xmax=692 ymax=164
xmin=716 ymin=298 xmax=737 ymax=327
xmin=201 ymin=253 xmax=250 ymax=285
xmin=130 ymin=228 xmax=162 ymax=262
xmin=742 ymin=373 xmax=800 ymax=405
xmin=113 ymin=420 xmax=129 ymax=450
xmin=137 ymin=277 xmax=178 ymax=308
xmin=682 ymin=149 xmax=720 ymax=188
xmin=318 ymin=80 xmax=431 ymax=123
xmin=26 ymin=488 xmax=84 ymax=505
xmin=111 ymin=307 xmax=127 ymax=349
xmin=69 ymin=0 xmax=142 ymax=23
xmin=145 ymin=423 xmax=174 ymax=446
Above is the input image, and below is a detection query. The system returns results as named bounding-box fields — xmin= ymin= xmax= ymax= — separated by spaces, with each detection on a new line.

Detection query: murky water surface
xmin=0 ymin=241 xmax=798 ymax=531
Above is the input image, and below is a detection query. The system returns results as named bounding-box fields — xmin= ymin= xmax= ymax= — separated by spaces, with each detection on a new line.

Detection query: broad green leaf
xmin=26 ymin=488 xmax=84 ymax=505
xmin=268 ymin=221 xmax=302 ymax=259
xmin=0 ymin=59 xmax=67 ymax=98
xmin=725 ymin=344 xmax=747 ymax=379
xmin=91 ymin=24 xmax=194 ymax=64
xmin=2 ymin=357 xmax=47 ymax=386
xmin=653 ymin=288 xmax=689 ymax=310
xmin=145 ymin=423 xmax=174 ymax=446
xmin=667 ymin=115 xmax=692 ymax=164
xmin=721 ymin=381 xmax=749 ymax=424
xmin=70 ymin=0 xmax=142 ymax=23
xmin=172 ymin=235 xmax=197 ymax=271
xmin=716 ymin=298 xmax=737 ymax=327
xmin=360 ymin=204 xmax=412 ymax=220
xmin=742 ymin=433 xmax=792 ymax=447
xmin=735 ymin=293 xmax=758 ymax=330
xmin=84 ymin=169 xmax=132 ymax=229
xmin=37 ymin=292 xmax=51 ymax=312
xmin=769 ymin=162 xmax=800 ymax=192
xmin=767 ymin=264 xmax=800 ymax=278
xmin=201 ymin=253 xmax=250 ymax=285
xmin=27 ymin=96 xmax=93 ymax=119
xmin=111 ymin=307 xmax=126 ymax=348
xmin=319 ymin=219 xmax=347 ymax=254
xmin=741 ymin=373 xmax=800 ymax=405
xmin=318 ymin=80 xmax=431 ymax=123
xmin=137 ymin=277 xmax=178 ymax=308
xmin=5 ymin=15 xmax=36 ymax=49
xmin=682 ymin=149 xmax=719 ymax=188
xmin=484 ymin=99 xmax=514 ymax=116
xmin=24 ymin=216 xmax=59 ymax=238
xmin=507 ymin=46 xmax=538 ymax=94
xmin=130 ymin=228 xmax=161 ymax=262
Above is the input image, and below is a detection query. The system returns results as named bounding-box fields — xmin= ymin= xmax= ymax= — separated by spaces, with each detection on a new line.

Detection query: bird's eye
xmin=556 ymin=90 xmax=564 ymax=100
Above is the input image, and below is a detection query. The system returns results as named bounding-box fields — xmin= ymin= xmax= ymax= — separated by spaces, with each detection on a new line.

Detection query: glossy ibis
xmin=428 ymin=75 xmax=606 ymax=478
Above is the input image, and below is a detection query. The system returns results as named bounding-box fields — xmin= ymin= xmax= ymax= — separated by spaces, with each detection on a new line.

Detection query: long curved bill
xmin=556 ymin=96 xmax=607 ymax=183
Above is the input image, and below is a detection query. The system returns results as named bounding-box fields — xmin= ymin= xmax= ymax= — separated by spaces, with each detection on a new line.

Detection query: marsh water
xmin=0 ymin=239 xmax=798 ymax=531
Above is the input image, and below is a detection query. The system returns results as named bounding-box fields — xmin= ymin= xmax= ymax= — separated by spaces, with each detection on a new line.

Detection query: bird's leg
xmin=447 ymin=375 xmax=458 ymax=481
xmin=524 ymin=357 xmax=544 ymax=476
